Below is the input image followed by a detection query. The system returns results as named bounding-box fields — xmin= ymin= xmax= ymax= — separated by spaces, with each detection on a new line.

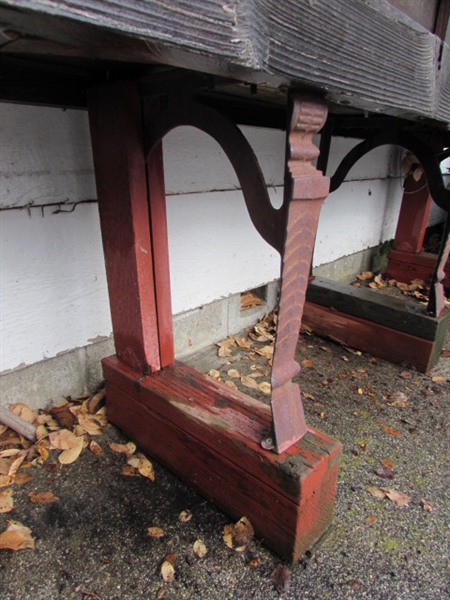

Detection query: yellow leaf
xmin=49 ymin=429 xmax=80 ymax=450
xmin=193 ymin=539 xmax=207 ymax=558
xmin=58 ymin=436 xmax=84 ymax=465
xmin=227 ymin=369 xmax=240 ymax=379
xmin=9 ymin=403 xmax=38 ymax=424
xmin=0 ymin=488 xmax=14 ymax=513
xmin=109 ymin=441 xmax=136 ymax=454
xmin=136 ymin=454 xmax=155 ymax=481
xmin=77 ymin=414 xmax=103 ymax=436
xmin=241 ymin=375 xmax=259 ymax=390
xmin=161 ymin=560 xmax=175 ymax=583
xmin=0 ymin=520 xmax=34 ymax=551
xmin=258 ymin=381 xmax=271 ymax=395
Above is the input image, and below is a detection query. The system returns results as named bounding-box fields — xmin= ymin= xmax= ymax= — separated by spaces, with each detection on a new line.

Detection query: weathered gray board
xmin=0 ymin=0 xmax=448 ymax=122
xmin=306 ymin=276 xmax=450 ymax=341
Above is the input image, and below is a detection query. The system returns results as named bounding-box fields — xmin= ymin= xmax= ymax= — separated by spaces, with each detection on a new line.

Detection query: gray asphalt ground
xmin=1 ymin=321 xmax=449 ymax=600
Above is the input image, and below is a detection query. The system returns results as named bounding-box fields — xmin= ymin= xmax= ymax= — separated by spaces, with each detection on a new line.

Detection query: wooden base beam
xmin=103 ymin=356 xmax=341 ymax=563
xmin=387 ymin=249 xmax=450 ymax=290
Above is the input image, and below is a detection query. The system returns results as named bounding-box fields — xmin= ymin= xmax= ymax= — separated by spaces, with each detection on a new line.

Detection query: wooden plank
xmin=387 ymin=249 xmax=450 ymax=289
xmin=103 ymin=355 xmax=341 ymax=562
xmin=306 ymin=276 xmax=450 ymax=341
xmin=303 ymin=301 xmax=445 ymax=372
xmin=87 ymin=82 xmax=161 ymax=374
xmin=0 ymin=0 xmax=448 ymax=122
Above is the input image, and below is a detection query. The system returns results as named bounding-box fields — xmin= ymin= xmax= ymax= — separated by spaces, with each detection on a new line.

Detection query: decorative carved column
xmin=271 ymin=96 xmax=330 ymax=454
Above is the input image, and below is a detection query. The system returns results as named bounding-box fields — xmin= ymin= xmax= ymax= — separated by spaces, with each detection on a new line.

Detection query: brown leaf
xmin=377 ymin=420 xmax=401 ymax=437
xmin=441 ymin=348 xmax=450 ymax=357
xmin=87 ymin=389 xmax=106 ymax=414
xmin=0 ymin=520 xmax=34 ymax=551
xmin=356 ymin=271 xmax=374 ymax=281
xmin=193 ymin=539 xmax=207 ymax=559
xmin=208 ymin=369 xmax=220 ymax=379
xmin=89 ymin=440 xmax=103 ymax=455
xmin=136 ymin=454 xmax=155 ymax=481
xmin=224 ymin=380 xmax=238 ymax=390
xmin=147 ymin=527 xmax=165 ymax=538
xmin=381 ymin=488 xmax=411 ymax=507
xmin=50 ymin=403 xmax=76 ymax=430
xmin=240 ymin=291 xmax=263 ymax=310
xmin=366 ymin=486 xmax=386 ymax=499
xmin=235 ymin=337 xmax=251 ymax=349
xmin=0 ymin=488 xmax=13 ymax=513
xmin=109 ymin=441 xmax=136 ymax=455
xmin=178 ymin=509 xmax=192 ymax=523
xmin=27 ymin=491 xmax=59 ymax=504
xmin=379 ymin=458 xmax=396 ymax=470
xmin=366 ymin=515 xmax=378 ymax=524
xmin=270 ymin=564 xmax=291 ymax=594
xmin=121 ymin=465 xmax=138 ymax=476
xmin=13 ymin=473 xmax=33 ymax=485
xmin=254 ymin=345 xmax=273 ymax=358
xmin=301 ymin=359 xmax=314 ymax=369
xmin=421 ymin=498 xmax=433 ymax=512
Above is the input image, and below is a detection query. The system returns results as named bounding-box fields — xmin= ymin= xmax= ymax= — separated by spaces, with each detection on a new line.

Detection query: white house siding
xmin=1 ymin=102 xmax=445 ymax=404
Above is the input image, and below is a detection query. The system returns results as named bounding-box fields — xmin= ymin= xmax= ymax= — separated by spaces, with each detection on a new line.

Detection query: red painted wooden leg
xmin=271 ymin=96 xmax=330 ymax=454
xmin=88 ymin=82 xmax=162 ymax=374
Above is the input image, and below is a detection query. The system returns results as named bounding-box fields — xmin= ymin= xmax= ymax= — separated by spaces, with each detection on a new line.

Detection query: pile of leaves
xmin=352 ymin=270 xmax=450 ymax=307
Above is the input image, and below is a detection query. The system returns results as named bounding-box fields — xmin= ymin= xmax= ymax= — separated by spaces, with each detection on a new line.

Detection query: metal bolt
xmin=261 ymin=436 xmax=275 ymax=451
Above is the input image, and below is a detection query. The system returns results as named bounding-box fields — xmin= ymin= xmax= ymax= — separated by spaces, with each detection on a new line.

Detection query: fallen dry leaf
xmin=421 ymin=498 xmax=433 ymax=512
xmin=227 ymin=369 xmax=240 ymax=379
xmin=109 ymin=441 xmax=136 ymax=455
xmin=147 ymin=527 xmax=165 ymax=538
xmin=9 ymin=403 xmax=38 ymax=424
xmin=136 ymin=454 xmax=155 ymax=481
xmin=241 ymin=375 xmax=259 ymax=390
xmin=178 ymin=509 xmax=192 ymax=523
xmin=27 ymin=491 xmax=59 ymax=504
xmin=258 ymin=381 xmax=271 ymax=395
xmin=366 ymin=515 xmax=378 ymax=524
xmin=49 ymin=429 xmax=80 ymax=450
xmin=377 ymin=420 xmax=401 ymax=437
xmin=223 ymin=516 xmax=254 ymax=551
xmin=0 ymin=520 xmax=34 ymax=551
xmin=366 ymin=486 xmax=386 ymax=499
xmin=0 ymin=488 xmax=13 ymax=513
xmin=240 ymin=291 xmax=263 ymax=310
xmin=208 ymin=369 xmax=220 ymax=379
xmin=441 ymin=348 xmax=450 ymax=357
xmin=381 ymin=488 xmax=411 ymax=507
xmin=89 ymin=440 xmax=103 ymax=455
xmin=379 ymin=458 xmax=396 ymax=470
xmin=301 ymin=359 xmax=314 ymax=369
xmin=235 ymin=337 xmax=251 ymax=349
xmin=193 ymin=539 xmax=207 ymax=559
xmin=224 ymin=380 xmax=238 ymax=390
xmin=77 ymin=414 xmax=103 ymax=436
xmin=50 ymin=403 xmax=76 ymax=430
xmin=58 ymin=435 xmax=84 ymax=465
xmin=0 ymin=475 xmax=14 ymax=488
xmin=160 ymin=561 xmax=175 ymax=584
xmin=13 ymin=473 xmax=33 ymax=485
xmin=121 ymin=465 xmax=138 ymax=477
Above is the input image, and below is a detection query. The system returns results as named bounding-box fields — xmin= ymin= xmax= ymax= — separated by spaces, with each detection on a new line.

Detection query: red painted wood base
xmin=303 ymin=301 xmax=449 ymax=372
xmin=387 ymin=249 xmax=450 ymax=290
xmin=103 ymin=355 xmax=341 ymax=563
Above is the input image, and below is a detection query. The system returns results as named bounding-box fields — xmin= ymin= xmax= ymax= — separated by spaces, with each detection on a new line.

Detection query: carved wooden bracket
xmin=270 ymin=96 xmax=330 ymax=454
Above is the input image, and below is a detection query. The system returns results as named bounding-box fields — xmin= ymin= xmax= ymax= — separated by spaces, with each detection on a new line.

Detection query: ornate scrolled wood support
xmin=270 ymin=96 xmax=330 ymax=454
